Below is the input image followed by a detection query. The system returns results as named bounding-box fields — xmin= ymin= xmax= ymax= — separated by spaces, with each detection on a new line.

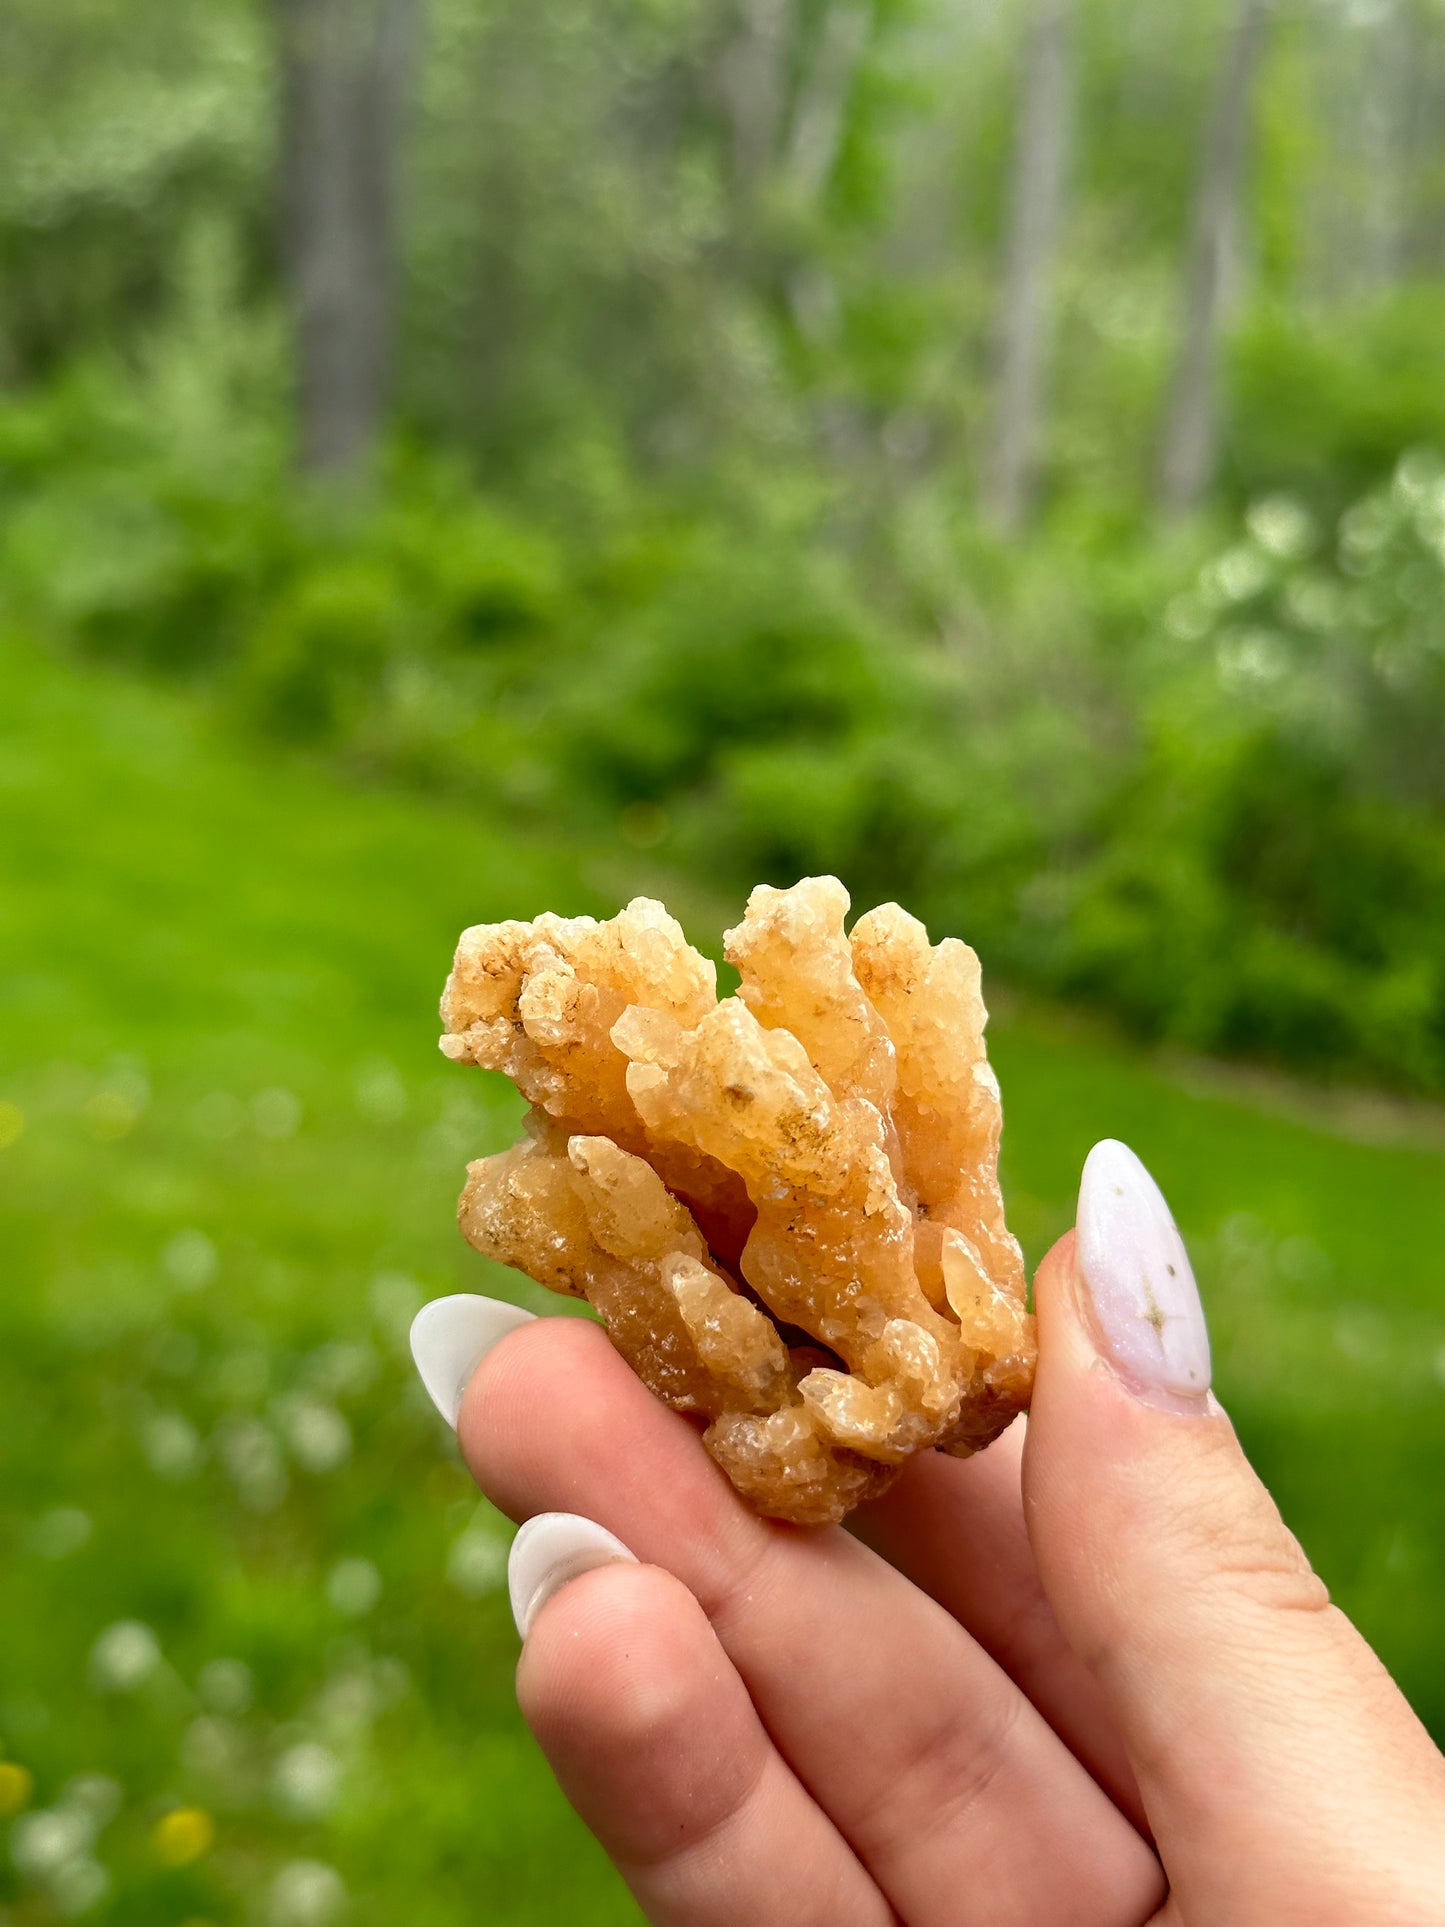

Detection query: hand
xmin=412 ymin=1139 xmax=1445 ymax=1925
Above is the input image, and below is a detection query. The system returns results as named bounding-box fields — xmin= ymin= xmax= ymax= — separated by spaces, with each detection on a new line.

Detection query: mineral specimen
xmin=441 ymin=877 xmax=1035 ymax=1526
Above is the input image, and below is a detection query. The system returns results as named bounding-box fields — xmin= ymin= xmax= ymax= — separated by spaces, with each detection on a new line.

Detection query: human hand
xmin=411 ymin=1139 xmax=1445 ymax=1925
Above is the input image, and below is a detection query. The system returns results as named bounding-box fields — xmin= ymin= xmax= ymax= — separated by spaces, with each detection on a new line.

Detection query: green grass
xmin=2 ymin=638 xmax=1443 ymax=1925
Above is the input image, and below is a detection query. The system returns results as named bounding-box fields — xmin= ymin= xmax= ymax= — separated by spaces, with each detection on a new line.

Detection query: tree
xmin=1158 ymin=0 xmax=1269 ymax=517
xmin=718 ymin=0 xmax=796 ymax=198
xmin=982 ymin=0 xmax=1073 ymax=536
xmin=275 ymin=0 xmax=418 ymax=480
xmin=783 ymin=1 xmax=871 ymax=207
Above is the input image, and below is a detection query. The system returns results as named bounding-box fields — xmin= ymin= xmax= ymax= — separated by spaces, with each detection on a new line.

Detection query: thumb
xmin=1023 ymin=1140 xmax=1445 ymax=1925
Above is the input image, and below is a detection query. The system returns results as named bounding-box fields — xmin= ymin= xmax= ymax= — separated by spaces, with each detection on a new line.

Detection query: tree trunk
xmin=718 ymin=0 xmax=795 ymax=196
xmin=1358 ymin=2 xmax=1413 ymax=294
xmin=982 ymin=0 xmax=1073 ymax=537
xmin=1158 ymin=0 xmax=1268 ymax=519
xmin=276 ymin=0 xmax=417 ymax=480
xmin=783 ymin=1 xmax=870 ymax=206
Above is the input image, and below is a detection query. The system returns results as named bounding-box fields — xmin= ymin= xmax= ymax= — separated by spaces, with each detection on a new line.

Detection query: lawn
xmin=2 ymin=638 xmax=1443 ymax=1925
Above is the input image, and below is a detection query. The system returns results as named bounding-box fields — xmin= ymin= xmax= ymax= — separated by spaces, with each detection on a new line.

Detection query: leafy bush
xmin=1060 ymin=459 xmax=1445 ymax=1086
xmin=3 ymin=362 xmax=1443 ymax=1095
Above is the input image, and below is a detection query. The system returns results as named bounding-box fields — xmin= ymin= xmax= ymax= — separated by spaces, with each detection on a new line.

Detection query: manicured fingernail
xmin=508 ymin=1513 xmax=637 ymax=1640
xmin=1076 ymin=1140 xmax=1211 ymax=1402
xmin=409 ymin=1294 xmax=536 ymax=1428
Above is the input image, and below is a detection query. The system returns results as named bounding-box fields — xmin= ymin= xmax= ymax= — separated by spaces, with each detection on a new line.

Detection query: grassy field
xmin=2 ymin=639 xmax=1443 ymax=1926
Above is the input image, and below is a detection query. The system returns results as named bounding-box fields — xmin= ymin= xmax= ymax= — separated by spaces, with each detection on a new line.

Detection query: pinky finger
xmin=515 ymin=1549 xmax=895 ymax=1927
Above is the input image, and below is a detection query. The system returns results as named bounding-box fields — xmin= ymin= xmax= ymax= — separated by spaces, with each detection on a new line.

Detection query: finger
xmin=463 ymin=1312 xmax=1165 ymax=1927
xmin=516 ymin=1549 xmax=895 ymax=1927
xmin=850 ymin=1422 xmax=1146 ymax=1831
xmin=1024 ymin=1140 xmax=1445 ymax=1924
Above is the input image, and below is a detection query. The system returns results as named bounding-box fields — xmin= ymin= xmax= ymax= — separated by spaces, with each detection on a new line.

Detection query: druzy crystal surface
xmin=441 ymin=877 xmax=1035 ymax=1525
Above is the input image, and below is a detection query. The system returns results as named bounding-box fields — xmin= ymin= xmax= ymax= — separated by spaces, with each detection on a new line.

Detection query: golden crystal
xmin=443 ymin=877 xmax=1034 ymax=1525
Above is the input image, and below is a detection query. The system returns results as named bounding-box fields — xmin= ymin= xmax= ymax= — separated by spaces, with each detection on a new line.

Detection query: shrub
xmin=4 ymin=360 xmax=1444 ymax=1095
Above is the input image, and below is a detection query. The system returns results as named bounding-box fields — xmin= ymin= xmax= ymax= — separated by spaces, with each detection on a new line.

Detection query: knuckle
xmin=703 ymin=1530 xmax=789 ymax=1637
xmin=863 ymin=1676 xmax=1023 ymax=1849
xmin=988 ymin=1575 xmax=1067 ymax=1687
xmin=479 ymin=1311 xmax=612 ymax=1410
xmin=1117 ymin=1429 xmax=1332 ymax=1627
xmin=1212 ymin=1541 xmax=1332 ymax=1620
xmin=461 ymin=1314 xmax=579 ymax=1442
xmin=1185 ymin=1493 xmax=1330 ymax=1620
xmin=621 ymin=1747 xmax=767 ymax=1873
xmin=522 ymin=1567 xmax=708 ymax=1753
xmin=521 ymin=1565 xmax=768 ymax=1872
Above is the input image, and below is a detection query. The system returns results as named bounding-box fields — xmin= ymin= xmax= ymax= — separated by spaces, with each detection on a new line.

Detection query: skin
xmin=457 ymin=1233 xmax=1445 ymax=1926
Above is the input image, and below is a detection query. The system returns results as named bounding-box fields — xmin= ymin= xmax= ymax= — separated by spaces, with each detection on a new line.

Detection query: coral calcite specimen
xmin=441 ymin=877 xmax=1035 ymax=1526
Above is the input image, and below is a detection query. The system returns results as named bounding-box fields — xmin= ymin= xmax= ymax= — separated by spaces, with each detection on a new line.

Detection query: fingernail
xmin=409 ymin=1294 xmax=536 ymax=1429
xmin=1076 ymin=1140 xmax=1211 ymax=1402
xmin=508 ymin=1513 xmax=637 ymax=1640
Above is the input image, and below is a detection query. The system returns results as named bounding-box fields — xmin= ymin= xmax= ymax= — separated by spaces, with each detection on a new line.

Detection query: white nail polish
xmin=508 ymin=1513 xmax=637 ymax=1640
xmin=1076 ymin=1139 xmax=1211 ymax=1400
xmin=409 ymin=1294 xmax=536 ymax=1429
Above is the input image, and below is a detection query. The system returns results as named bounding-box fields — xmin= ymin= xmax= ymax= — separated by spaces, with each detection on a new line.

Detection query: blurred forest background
xmin=6 ymin=0 xmax=1445 ymax=1087
xmin=2 ymin=0 xmax=1445 ymax=1922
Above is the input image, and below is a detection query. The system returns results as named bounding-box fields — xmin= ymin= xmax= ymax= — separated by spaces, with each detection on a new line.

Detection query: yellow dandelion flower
xmin=0 ymin=1760 xmax=34 ymax=1813
xmin=153 ymin=1806 xmax=215 ymax=1866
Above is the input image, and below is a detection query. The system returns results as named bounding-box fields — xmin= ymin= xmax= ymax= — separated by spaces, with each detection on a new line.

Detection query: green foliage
xmin=0 ymin=1 xmax=268 ymax=382
xmin=1227 ymin=302 xmax=1445 ymax=509
xmin=557 ymin=544 xmax=891 ymax=797
xmin=5 ymin=348 xmax=1444 ymax=1094
xmin=1067 ymin=458 xmax=1445 ymax=1087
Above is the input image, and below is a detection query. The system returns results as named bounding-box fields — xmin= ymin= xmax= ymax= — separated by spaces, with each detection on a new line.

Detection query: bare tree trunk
xmin=1358 ymin=2 xmax=1413 ymax=294
xmin=718 ymin=0 xmax=795 ymax=196
xmin=1311 ymin=3 xmax=1420 ymax=303
xmin=1300 ymin=17 xmax=1350 ymax=311
xmin=982 ymin=0 xmax=1073 ymax=537
xmin=779 ymin=2 xmax=870 ymax=357
xmin=783 ymin=1 xmax=870 ymax=206
xmin=276 ymin=0 xmax=417 ymax=480
xmin=1158 ymin=0 xmax=1268 ymax=518
xmin=1403 ymin=12 xmax=1445 ymax=277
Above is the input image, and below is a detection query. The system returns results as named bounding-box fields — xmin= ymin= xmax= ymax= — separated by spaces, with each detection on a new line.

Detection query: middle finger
xmin=463 ymin=1315 xmax=1165 ymax=1927
xmin=852 ymin=1422 xmax=1146 ymax=1830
